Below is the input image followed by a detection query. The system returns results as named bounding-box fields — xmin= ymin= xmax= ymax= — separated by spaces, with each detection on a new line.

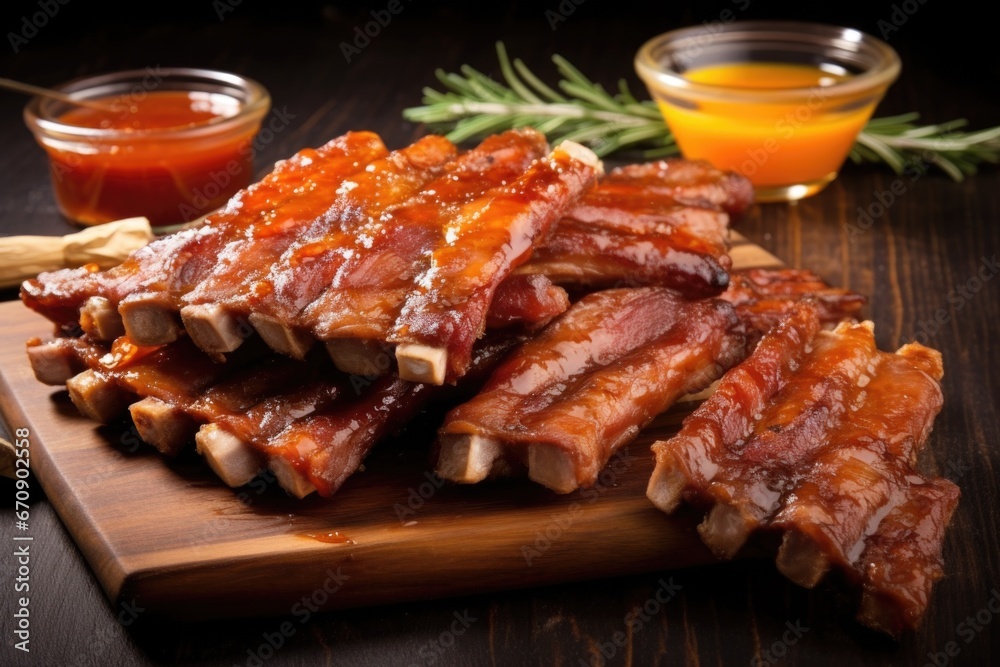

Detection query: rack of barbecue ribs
xmin=433 ymin=268 xmax=865 ymax=493
xmin=19 ymin=129 xmax=958 ymax=634
xmin=21 ymin=129 xmax=604 ymax=386
xmin=517 ymin=159 xmax=752 ymax=293
xmin=25 ymin=331 xmax=523 ymax=498
xmin=21 ymin=131 xmax=765 ymax=495
xmin=646 ymin=303 xmax=959 ymax=635
xmin=20 ymin=132 xmax=762 ymax=387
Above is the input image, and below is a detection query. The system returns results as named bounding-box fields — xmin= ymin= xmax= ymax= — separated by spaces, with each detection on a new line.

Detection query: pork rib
xmin=179 ymin=134 xmax=458 ymax=356
xmin=21 ymin=131 xmax=389 ymax=339
xmin=647 ymin=304 xmax=957 ymax=635
xmin=391 ymin=141 xmax=602 ymax=384
xmin=517 ymin=159 xmax=752 ymax=295
xmin=298 ymin=129 xmax=551 ymax=369
xmin=436 ymin=287 xmax=747 ymax=493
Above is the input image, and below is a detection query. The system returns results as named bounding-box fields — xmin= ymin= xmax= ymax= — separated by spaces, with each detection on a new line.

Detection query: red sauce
xmin=47 ymin=91 xmax=257 ymax=226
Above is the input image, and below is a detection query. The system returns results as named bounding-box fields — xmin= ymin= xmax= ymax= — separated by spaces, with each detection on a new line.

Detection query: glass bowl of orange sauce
xmin=635 ymin=22 xmax=901 ymax=202
xmin=24 ymin=68 xmax=271 ymax=227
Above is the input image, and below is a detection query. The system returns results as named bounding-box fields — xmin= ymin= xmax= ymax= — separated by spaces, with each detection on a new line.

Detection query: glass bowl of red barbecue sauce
xmin=23 ymin=68 xmax=271 ymax=227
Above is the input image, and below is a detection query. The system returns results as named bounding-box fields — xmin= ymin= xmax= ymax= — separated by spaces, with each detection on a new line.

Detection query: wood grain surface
xmin=1 ymin=3 xmax=997 ymax=667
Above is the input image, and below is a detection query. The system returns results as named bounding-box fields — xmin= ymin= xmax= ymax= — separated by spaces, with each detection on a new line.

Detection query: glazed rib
xmin=517 ymin=160 xmax=753 ymax=295
xmin=20 ymin=132 xmax=389 ymax=339
xmin=519 ymin=221 xmax=730 ymax=295
xmin=567 ymin=159 xmax=752 ymax=247
xmin=769 ymin=342 xmax=946 ymax=586
xmin=302 ymin=129 xmax=549 ymax=338
xmin=391 ymin=141 xmax=602 ymax=384
xmin=856 ymin=478 xmax=960 ymax=636
xmin=587 ymin=159 xmax=755 ymax=221
xmin=28 ymin=328 xmax=522 ymax=498
xmin=181 ymin=134 xmax=459 ymax=357
xmin=720 ymin=268 xmax=866 ymax=340
xmin=647 ymin=305 xmax=957 ymax=634
xmin=436 ymin=288 xmax=747 ymax=493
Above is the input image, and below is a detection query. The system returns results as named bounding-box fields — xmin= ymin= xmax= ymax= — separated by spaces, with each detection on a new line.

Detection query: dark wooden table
xmin=1 ymin=3 xmax=997 ymax=666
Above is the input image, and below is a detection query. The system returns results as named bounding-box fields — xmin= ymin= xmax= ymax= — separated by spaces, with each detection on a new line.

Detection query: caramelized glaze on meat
xmin=519 ymin=159 xmax=752 ymax=296
xmin=303 ymin=129 xmax=550 ymax=340
xmin=390 ymin=141 xmax=602 ymax=382
xmin=437 ymin=288 xmax=747 ymax=492
xmin=721 ymin=268 xmax=866 ymax=341
xmin=20 ymin=132 xmax=389 ymax=328
xmin=648 ymin=304 xmax=957 ymax=635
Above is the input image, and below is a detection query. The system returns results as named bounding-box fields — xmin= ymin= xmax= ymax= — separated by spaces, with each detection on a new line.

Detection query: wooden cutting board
xmin=0 ymin=234 xmax=783 ymax=620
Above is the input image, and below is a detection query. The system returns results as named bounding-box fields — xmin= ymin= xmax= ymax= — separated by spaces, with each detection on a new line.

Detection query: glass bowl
xmin=24 ymin=68 xmax=271 ymax=227
xmin=635 ymin=21 xmax=901 ymax=201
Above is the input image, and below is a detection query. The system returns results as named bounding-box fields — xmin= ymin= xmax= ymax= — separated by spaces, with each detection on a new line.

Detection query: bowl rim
xmin=634 ymin=20 xmax=901 ymax=103
xmin=23 ymin=67 xmax=272 ymax=142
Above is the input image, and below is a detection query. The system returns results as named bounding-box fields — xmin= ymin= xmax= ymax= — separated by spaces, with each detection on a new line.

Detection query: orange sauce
xmin=657 ymin=62 xmax=880 ymax=194
xmin=47 ymin=91 xmax=257 ymax=226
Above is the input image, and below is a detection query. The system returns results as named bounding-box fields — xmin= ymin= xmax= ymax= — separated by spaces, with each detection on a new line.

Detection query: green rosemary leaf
xmin=402 ymin=42 xmax=1000 ymax=183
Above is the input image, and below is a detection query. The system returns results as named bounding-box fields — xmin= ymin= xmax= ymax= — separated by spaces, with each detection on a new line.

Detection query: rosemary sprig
xmin=403 ymin=42 xmax=1000 ymax=182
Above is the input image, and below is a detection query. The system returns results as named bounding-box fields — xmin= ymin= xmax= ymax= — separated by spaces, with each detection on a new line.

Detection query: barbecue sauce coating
xmin=649 ymin=305 xmax=957 ymax=635
xmin=518 ymin=159 xmax=753 ymax=295
xmin=303 ymin=129 xmax=550 ymax=338
xmin=484 ymin=275 xmax=569 ymax=330
xmin=21 ymin=132 xmax=388 ymax=326
xmin=440 ymin=288 xmax=746 ymax=489
xmin=390 ymin=143 xmax=602 ymax=381
xmin=186 ymin=134 xmax=457 ymax=316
